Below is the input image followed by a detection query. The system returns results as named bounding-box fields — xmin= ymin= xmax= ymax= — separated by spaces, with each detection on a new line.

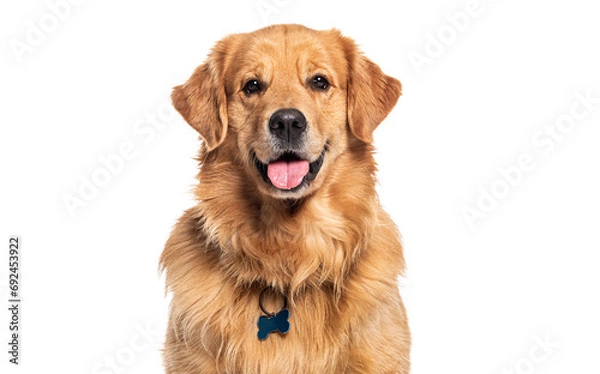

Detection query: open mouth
xmin=253 ymin=147 xmax=327 ymax=191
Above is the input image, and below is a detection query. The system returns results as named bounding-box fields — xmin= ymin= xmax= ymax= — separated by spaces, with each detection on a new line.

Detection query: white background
xmin=1 ymin=0 xmax=599 ymax=373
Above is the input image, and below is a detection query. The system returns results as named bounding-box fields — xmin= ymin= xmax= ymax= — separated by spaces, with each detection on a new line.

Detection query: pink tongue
xmin=267 ymin=160 xmax=310 ymax=190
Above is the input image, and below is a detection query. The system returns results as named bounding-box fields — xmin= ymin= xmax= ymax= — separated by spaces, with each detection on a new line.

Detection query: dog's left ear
xmin=171 ymin=38 xmax=232 ymax=151
xmin=342 ymin=36 xmax=402 ymax=143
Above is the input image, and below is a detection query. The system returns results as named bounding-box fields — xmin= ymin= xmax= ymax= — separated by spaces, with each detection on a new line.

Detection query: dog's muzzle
xmin=251 ymin=108 xmax=327 ymax=191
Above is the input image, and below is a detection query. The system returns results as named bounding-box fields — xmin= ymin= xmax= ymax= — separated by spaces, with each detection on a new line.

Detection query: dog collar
xmin=257 ymin=287 xmax=290 ymax=340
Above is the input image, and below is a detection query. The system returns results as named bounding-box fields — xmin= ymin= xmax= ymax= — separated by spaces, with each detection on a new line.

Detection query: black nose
xmin=268 ymin=108 xmax=307 ymax=143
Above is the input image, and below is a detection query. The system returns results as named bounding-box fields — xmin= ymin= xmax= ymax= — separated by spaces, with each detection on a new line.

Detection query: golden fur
xmin=160 ymin=24 xmax=410 ymax=373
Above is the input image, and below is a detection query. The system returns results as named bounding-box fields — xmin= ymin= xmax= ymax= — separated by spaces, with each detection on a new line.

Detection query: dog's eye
xmin=310 ymin=75 xmax=330 ymax=91
xmin=243 ymin=79 xmax=263 ymax=95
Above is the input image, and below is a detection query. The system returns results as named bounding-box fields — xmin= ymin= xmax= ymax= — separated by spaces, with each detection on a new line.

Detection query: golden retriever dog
xmin=160 ymin=24 xmax=410 ymax=373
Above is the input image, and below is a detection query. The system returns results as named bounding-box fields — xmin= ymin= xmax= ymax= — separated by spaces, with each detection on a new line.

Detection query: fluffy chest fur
xmin=161 ymin=201 xmax=409 ymax=373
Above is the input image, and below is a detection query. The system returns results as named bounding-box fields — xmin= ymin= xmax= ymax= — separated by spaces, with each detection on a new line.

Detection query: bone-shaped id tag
xmin=257 ymin=308 xmax=290 ymax=340
xmin=257 ymin=287 xmax=290 ymax=341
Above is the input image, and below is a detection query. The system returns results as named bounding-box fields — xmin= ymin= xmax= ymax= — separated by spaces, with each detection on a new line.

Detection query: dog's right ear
xmin=171 ymin=44 xmax=230 ymax=151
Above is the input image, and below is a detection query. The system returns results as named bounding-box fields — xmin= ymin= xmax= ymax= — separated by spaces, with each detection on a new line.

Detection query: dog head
xmin=172 ymin=24 xmax=401 ymax=200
